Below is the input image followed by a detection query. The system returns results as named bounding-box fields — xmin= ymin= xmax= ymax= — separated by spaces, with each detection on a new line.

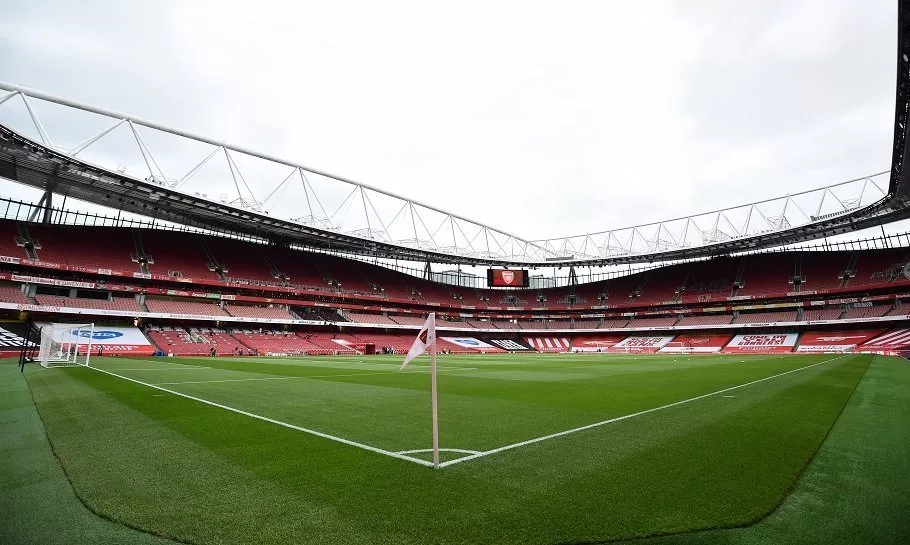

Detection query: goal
xmin=616 ymin=346 xmax=658 ymax=355
xmin=661 ymin=341 xmax=690 ymax=353
xmin=37 ymin=323 xmax=95 ymax=368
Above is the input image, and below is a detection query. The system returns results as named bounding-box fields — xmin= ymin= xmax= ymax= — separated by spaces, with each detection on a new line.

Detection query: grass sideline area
xmin=1 ymin=352 xmax=907 ymax=544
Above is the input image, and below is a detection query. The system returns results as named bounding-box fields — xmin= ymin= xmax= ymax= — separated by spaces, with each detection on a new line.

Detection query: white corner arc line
xmin=396 ymin=448 xmax=481 ymax=455
xmin=86 ymin=365 xmax=435 ymax=468
xmin=437 ymin=354 xmax=853 ymax=468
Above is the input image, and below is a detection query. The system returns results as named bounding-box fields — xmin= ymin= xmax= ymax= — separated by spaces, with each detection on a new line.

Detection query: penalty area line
xmin=438 ymin=354 xmax=852 ymax=468
xmin=85 ymin=365 xmax=435 ymax=468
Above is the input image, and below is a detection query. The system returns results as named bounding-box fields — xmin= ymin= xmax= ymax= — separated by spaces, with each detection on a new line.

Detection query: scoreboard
xmin=487 ymin=268 xmax=529 ymax=288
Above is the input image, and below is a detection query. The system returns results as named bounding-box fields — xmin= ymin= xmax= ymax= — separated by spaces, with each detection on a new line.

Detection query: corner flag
xmin=400 ymin=313 xmax=436 ymax=369
xmin=399 ymin=313 xmax=441 ymax=468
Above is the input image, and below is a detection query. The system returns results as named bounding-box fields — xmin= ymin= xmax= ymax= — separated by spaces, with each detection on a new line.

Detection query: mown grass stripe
xmin=152 ymin=367 xmax=479 ymax=386
xmin=439 ymin=354 xmax=851 ymax=468
xmin=85 ymin=364 xmax=436 ymax=468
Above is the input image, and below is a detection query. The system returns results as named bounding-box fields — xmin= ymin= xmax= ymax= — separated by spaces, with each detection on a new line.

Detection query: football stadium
xmin=2 ymin=2 xmax=909 ymax=545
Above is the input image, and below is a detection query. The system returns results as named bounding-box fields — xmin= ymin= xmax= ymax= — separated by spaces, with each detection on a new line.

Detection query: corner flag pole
xmin=431 ymin=335 xmax=439 ymax=469
xmin=399 ymin=312 xmax=440 ymax=469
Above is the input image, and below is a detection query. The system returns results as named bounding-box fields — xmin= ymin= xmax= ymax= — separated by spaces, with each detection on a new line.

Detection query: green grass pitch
xmin=3 ymin=352 xmax=909 ymax=544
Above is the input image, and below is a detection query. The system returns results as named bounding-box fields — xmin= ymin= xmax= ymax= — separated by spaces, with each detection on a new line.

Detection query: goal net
xmin=616 ymin=346 xmax=658 ymax=355
xmin=37 ymin=323 xmax=95 ymax=368
xmin=661 ymin=341 xmax=692 ymax=353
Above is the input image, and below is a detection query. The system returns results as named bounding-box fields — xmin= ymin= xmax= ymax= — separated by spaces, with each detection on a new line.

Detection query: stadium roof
xmin=1 ymin=4 xmax=909 ymax=267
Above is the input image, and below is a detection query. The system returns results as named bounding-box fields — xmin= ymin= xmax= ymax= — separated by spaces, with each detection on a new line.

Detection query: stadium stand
xmin=205 ymin=238 xmax=277 ymax=285
xmin=517 ymin=320 xmax=547 ymax=329
xmin=232 ymin=330 xmax=311 ymax=354
xmin=5 ymin=217 xmax=910 ymax=354
xmin=33 ymin=294 xmax=141 ymax=312
xmin=491 ymin=320 xmax=520 ymax=329
xmin=545 ymin=320 xmax=573 ymax=330
xmin=569 ymin=334 xmax=625 ymax=351
xmin=345 ymin=312 xmax=398 ymax=325
xmin=389 ymin=315 xmax=429 ymax=326
xmin=294 ymin=333 xmax=343 ymax=353
xmin=734 ymin=254 xmax=795 ymax=298
xmin=796 ymin=329 xmax=883 ymax=352
xmin=630 ymin=268 xmax=688 ymax=306
xmin=0 ymin=222 xmax=26 ymax=259
xmin=140 ymin=231 xmax=221 ymax=280
xmin=599 ymin=318 xmax=630 ymax=329
xmin=331 ymin=332 xmax=411 ymax=353
xmin=570 ymin=319 xmax=600 ymax=329
xmin=802 ymin=307 xmax=844 ymax=321
xmin=464 ymin=319 xmax=492 ymax=329
xmin=145 ymin=299 xmax=229 ymax=316
xmin=225 ymin=304 xmax=295 ymax=320
xmin=677 ymin=258 xmax=737 ymax=303
xmin=732 ymin=310 xmax=798 ymax=324
xmin=659 ymin=334 xmax=732 ymax=353
xmin=411 ymin=282 xmax=459 ymax=305
xmin=260 ymin=248 xmax=325 ymax=290
xmin=845 ymin=249 xmax=908 ymax=288
xmin=7 ymin=219 xmax=910 ymax=313
xmin=318 ymin=256 xmax=380 ymax=294
xmin=146 ymin=327 xmax=247 ymax=356
xmin=627 ymin=316 xmax=679 ymax=328
xmin=0 ymin=285 xmax=32 ymax=305
xmin=860 ymin=328 xmax=910 ymax=351
xmin=798 ymin=252 xmax=852 ymax=292
xmin=525 ymin=337 xmax=571 ymax=352
xmin=334 ymin=332 xmax=502 ymax=354
xmin=593 ymin=275 xmax=640 ymax=306
xmin=675 ymin=314 xmax=733 ymax=326
xmin=454 ymin=288 xmax=491 ymax=308
xmin=200 ymin=328 xmax=249 ymax=354
xmin=841 ymin=304 xmax=891 ymax=319
xmin=26 ymin=224 xmax=140 ymax=272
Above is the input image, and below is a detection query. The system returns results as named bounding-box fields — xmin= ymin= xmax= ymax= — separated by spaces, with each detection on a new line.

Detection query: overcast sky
xmin=0 ymin=0 xmax=899 ymax=245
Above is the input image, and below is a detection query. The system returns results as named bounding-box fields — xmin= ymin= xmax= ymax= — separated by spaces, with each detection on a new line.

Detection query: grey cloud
xmin=0 ymin=0 xmax=900 ymax=243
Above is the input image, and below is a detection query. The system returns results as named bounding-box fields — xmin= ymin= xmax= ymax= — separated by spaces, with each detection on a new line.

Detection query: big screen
xmin=487 ymin=269 xmax=529 ymax=287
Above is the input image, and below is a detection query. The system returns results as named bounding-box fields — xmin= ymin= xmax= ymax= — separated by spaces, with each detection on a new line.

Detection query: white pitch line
xmin=109 ymin=367 xmax=211 ymax=371
xmin=437 ymin=354 xmax=852 ymax=468
xmin=396 ymin=448 xmax=481 ymax=455
xmin=86 ymin=365 xmax=435 ymax=468
xmin=99 ymin=359 xmax=207 ymax=368
xmin=161 ymin=361 xmax=211 ymax=367
xmin=155 ymin=376 xmax=301 ymax=385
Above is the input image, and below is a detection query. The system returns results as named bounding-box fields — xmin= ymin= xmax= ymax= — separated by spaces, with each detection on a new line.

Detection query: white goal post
xmin=616 ymin=346 xmax=658 ymax=355
xmin=661 ymin=341 xmax=693 ymax=353
xmin=38 ymin=323 xmax=95 ymax=368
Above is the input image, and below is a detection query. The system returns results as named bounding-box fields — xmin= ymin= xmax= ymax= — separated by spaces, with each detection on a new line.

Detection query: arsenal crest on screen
xmin=487 ymin=268 xmax=528 ymax=287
